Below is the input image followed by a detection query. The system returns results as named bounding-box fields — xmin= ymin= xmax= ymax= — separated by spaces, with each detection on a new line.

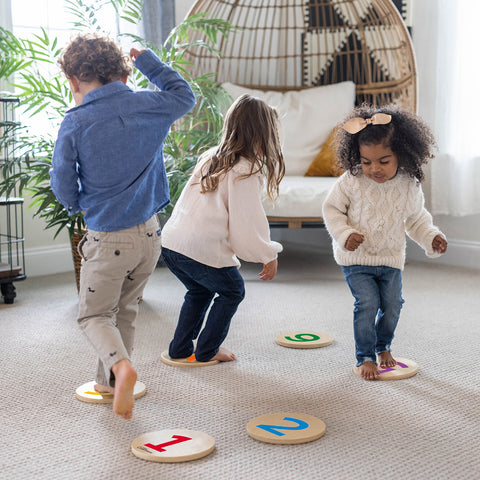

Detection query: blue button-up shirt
xmin=50 ymin=49 xmax=195 ymax=232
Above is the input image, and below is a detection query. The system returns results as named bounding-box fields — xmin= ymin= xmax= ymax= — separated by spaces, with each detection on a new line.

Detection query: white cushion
xmin=262 ymin=176 xmax=337 ymax=218
xmin=222 ymin=81 xmax=355 ymax=176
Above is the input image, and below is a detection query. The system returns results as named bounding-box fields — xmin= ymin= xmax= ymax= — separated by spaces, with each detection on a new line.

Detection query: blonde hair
xmin=199 ymin=94 xmax=285 ymax=199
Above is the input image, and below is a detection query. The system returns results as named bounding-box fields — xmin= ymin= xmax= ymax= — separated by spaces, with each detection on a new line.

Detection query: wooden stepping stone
xmin=160 ymin=351 xmax=219 ymax=367
xmin=131 ymin=429 xmax=215 ymax=462
xmin=75 ymin=380 xmax=146 ymax=403
xmin=276 ymin=331 xmax=333 ymax=349
xmin=353 ymin=357 xmax=418 ymax=380
xmin=247 ymin=413 xmax=326 ymax=444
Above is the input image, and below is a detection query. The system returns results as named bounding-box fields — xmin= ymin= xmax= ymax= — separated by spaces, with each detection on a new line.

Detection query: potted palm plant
xmin=0 ymin=0 xmax=234 ymax=288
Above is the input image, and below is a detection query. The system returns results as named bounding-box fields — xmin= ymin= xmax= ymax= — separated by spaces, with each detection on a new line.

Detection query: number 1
xmin=145 ymin=435 xmax=192 ymax=452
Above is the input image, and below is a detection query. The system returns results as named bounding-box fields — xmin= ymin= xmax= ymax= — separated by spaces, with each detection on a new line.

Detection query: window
xmin=10 ymin=0 xmax=135 ymax=137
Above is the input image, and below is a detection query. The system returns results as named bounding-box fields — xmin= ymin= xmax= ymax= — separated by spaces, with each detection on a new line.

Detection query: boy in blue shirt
xmin=50 ymin=33 xmax=195 ymax=419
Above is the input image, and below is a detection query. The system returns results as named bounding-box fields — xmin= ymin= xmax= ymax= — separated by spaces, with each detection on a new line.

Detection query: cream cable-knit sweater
xmin=161 ymin=157 xmax=282 ymax=268
xmin=322 ymin=170 xmax=445 ymax=270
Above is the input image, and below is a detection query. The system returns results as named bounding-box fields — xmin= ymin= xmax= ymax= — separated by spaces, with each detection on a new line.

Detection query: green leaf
xmin=0 ymin=3 xmax=232 ymax=239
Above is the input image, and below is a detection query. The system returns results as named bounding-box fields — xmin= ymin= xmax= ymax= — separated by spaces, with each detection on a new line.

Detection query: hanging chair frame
xmin=182 ymin=0 xmax=417 ymax=227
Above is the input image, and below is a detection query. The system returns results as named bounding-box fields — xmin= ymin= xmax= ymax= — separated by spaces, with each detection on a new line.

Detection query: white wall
xmin=265 ymin=1 xmax=480 ymax=271
xmin=19 ymin=0 xmax=479 ymax=277
xmin=175 ymin=0 xmax=195 ymax=24
xmin=20 ymin=197 xmax=72 ymax=277
xmin=173 ymin=0 xmax=480 ymax=270
xmin=407 ymin=0 xmax=480 ymax=269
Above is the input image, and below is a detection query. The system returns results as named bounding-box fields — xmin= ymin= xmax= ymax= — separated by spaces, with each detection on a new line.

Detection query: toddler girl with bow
xmin=322 ymin=104 xmax=447 ymax=380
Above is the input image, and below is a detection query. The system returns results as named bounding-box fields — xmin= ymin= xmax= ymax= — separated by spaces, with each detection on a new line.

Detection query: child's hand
xmin=130 ymin=48 xmax=145 ymax=61
xmin=259 ymin=259 xmax=277 ymax=281
xmin=432 ymin=235 xmax=447 ymax=253
xmin=345 ymin=233 xmax=365 ymax=251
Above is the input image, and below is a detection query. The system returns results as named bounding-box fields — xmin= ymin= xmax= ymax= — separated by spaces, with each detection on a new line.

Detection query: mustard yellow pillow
xmin=305 ymin=128 xmax=344 ymax=177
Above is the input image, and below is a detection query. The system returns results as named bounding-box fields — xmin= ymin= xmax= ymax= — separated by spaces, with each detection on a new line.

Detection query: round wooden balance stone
xmin=276 ymin=331 xmax=333 ymax=349
xmin=353 ymin=357 xmax=419 ymax=380
xmin=247 ymin=413 xmax=326 ymax=445
xmin=160 ymin=351 xmax=219 ymax=367
xmin=131 ymin=429 xmax=215 ymax=463
xmin=75 ymin=380 xmax=146 ymax=404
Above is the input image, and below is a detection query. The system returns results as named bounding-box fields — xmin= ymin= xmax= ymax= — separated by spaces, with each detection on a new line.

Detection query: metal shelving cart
xmin=0 ymin=97 xmax=26 ymax=304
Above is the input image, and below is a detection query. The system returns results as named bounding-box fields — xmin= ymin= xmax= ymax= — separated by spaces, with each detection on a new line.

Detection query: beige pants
xmin=77 ymin=215 xmax=161 ymax=386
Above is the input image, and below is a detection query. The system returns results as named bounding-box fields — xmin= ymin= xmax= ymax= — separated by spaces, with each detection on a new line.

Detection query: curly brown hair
xmin=335 ymin=104 xmax=437 ymax=182
xmin=58 ymin=33 xmax=132 ymax=84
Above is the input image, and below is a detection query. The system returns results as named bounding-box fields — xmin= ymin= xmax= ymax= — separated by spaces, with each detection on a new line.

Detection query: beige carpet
xmin=0 ymin=246 xmax=479 ymax=479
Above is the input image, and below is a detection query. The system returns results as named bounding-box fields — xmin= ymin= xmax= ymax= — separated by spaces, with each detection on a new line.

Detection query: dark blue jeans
xmin=161 ymin=247 xmax=245 ymax=362
xmin=342 ymin=265 xmax=404 ymax=367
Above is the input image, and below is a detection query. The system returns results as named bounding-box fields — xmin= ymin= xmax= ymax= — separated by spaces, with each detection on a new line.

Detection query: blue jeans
xmin=341 ymin=265 xmax=404 ymax=367
xmin=161 ymin=248 xmax=245 ymax=362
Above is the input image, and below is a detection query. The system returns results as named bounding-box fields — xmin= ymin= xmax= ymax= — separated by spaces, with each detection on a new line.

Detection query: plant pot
xmin=70 ymin=228 xmax=87 ymax=292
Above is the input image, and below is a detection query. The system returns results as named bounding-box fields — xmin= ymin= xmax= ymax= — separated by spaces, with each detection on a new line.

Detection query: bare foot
xmin=378 ymin=351 xmax=397 ymax=369
xmin=111 ymin=359 xmax=137 ymax=420
xmin=93 ymin=383 xmax=114 ymax=396
xmin=358 ymin=361 xmax=379 ymax=380
xmin=210 ymin=347 xmax=236 ymax=362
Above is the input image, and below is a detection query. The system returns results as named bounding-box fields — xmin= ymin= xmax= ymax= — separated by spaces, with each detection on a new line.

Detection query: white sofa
xmin=222 ymin=81 xmax=356 ymax=227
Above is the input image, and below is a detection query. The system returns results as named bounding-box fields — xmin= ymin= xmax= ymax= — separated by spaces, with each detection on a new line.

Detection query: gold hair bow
xmin=342 ymin=113 xmax=392 ymax=134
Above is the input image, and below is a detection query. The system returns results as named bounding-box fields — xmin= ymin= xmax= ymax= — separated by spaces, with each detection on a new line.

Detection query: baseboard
xmin=280 ymin=239 xmax=332 ymax=256
xmin=276 ymin=234 xmax=480 ymax=271
xmin=21 ymin=237 xmax=480 ymax=278
xmin=406 ymin=238 xmax=480 ymax=270
xmin=24 ymin=243 xmax=74 ymax=278
xmin=296 ymin=236 xmax=480 ymax=270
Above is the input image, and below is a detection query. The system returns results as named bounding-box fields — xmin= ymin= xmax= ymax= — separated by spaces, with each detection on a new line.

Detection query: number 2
xmin=256 ymin=417 xmax=309 ymax=436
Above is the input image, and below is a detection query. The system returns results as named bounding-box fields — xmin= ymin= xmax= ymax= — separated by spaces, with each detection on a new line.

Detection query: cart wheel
xmin=1 ymin=282 xmax=16 ymax=304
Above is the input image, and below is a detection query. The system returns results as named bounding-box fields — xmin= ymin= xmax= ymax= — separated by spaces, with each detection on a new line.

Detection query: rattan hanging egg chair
xmin=183 ymin=0 xmax=417 ymax=227
xmin=184 ymin=0 xmax=416 ymax=108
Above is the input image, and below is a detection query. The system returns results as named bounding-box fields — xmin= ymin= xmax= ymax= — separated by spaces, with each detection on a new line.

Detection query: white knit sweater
xmin=322 ymin=170 xmax=445 ymax=270
xmin=161 ymin=157 xmax=282 ymax=268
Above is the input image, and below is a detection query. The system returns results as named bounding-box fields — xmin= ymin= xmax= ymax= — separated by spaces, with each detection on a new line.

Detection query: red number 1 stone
xmin=145 ymin=435 xmax=192 ymax=452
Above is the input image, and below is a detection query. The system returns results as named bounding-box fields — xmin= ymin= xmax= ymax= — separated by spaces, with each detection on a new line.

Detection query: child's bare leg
xmin=111 ymin=359 xmax=137 ymax=420
xmin=378 ymin=351 xmax=396 ymax=369
xmin=210 ymin=346 xmax=236 ymax=362
xmin=358 ymin=361 xmax=379 ymax=380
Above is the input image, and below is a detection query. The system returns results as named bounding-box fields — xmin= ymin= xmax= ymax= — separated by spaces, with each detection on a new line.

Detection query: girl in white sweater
xmin=161 ymin=94 xmax=285 ymax=363
xmin=322 ymin=104 xmax=447 ymax=380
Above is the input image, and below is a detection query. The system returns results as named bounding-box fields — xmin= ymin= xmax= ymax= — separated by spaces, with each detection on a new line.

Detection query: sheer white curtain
xmin=142 ymin=0 xmax=175 ymax=46
xmin=415 ymin=0 xmax=480 ymax=216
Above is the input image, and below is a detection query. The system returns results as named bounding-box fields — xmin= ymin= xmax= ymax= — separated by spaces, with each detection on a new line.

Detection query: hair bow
xmin=342 ymin=113 xmax=392 ymax=134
